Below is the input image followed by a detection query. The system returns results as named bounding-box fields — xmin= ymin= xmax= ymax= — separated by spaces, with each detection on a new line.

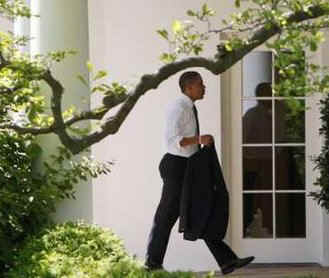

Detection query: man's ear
xmin=184 ymin=89 xmax=191 ymax=98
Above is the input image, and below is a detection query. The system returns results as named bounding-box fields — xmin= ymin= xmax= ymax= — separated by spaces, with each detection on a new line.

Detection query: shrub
xmin=310 ymin=95 xmax=329 ymax=212
xmin=7 ymin=221 xmax=211 ymax=278
xmin=105 ymin=260 xmax=202 ymax=278
xmin=0 ymin=132 xmax=47 ymax=270
xmin=0 ymin=131 xmax=112 ymax=273
xmin=6 ymin=221 xmax=129 ymax=278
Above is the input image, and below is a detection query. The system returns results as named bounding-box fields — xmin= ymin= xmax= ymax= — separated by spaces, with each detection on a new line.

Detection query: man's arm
xmin=180 ymin=135 xmax=214 ymax=147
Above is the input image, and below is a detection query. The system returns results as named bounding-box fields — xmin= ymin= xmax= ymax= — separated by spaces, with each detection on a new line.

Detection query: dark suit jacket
xmin=179 ymin=144 xmax=229 ymax=241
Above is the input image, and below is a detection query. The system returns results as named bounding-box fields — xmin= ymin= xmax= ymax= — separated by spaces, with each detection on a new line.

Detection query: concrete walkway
xmin=199 ymin=264 xmax=329 ymax=278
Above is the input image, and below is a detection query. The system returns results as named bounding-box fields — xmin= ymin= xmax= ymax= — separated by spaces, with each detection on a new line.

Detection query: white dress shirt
xmin=164 ymin=93 xmax=199 ymax=157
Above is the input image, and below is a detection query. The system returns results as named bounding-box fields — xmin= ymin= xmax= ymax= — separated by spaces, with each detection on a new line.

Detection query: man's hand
xmin=200 ymin=135 xmax=214 ymax=146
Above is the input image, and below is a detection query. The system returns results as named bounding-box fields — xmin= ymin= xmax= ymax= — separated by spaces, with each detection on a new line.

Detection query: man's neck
xmin=183 ymin=92 xmax=195 ymax=102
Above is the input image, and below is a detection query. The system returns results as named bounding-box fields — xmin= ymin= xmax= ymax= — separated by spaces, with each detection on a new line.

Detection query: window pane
xmin=244 ymin=193 xmax=273 ymax=238
xmin=243 ymin=147 xmax=272 ymax=190
xmin=275 ymin=147 xmax=305 ymax=190
xmin=275 ymin=100 xmax=305 ymax=143
xmin=243 ymin=100 xmax=272 ymax=144
xmin=276 ymin=193 xmax=306 ymax=238
xmin=243 ymin=51 xmax=272 ymax=97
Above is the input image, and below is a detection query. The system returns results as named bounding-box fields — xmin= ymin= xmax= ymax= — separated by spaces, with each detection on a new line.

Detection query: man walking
xmin=145 ymin=71 xmax=254 ymax=275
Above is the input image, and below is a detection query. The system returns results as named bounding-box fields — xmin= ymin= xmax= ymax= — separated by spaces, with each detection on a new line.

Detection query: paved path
xmin=198 ymin=264 xmax=329 ymax=278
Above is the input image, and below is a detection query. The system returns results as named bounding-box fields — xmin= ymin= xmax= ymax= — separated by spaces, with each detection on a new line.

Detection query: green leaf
xmin=224 ymin=43 xmax=232 ymax=52
xmin=156 ymin=29 xmax=169 ymax=40
xmin=172 ymin=20 xmax=183 ymax=34
xmin=187 ymin=10 xmax=196 ymax=17
xmin=202 ymin=3 xmax=208 ymax=14
xmin=193 ymin=45 xmax=203 ymax=55
xmin=159 ymin=53 xmax=176 ymax=64
xmin=208 ymin=10 xmax=215 ymax=16
xmin=86 ymin=61 xmax=93 ymax=73
xmin=26 ymin=143 xmax=42 ymax=160
xmin=92 ymin=85 xmax=107 ymax=93
xmin=310 ymin=40 xmax=318 ymax=52
xmin=201 ymin=3 xmax=215 ymax=16
xmin=77 ymin=74 xmax=89 ymax=87
xmin=93 ymin=70 xmax=108 ymax=81
xmin=235 ymin=0 xmax=241 ymax=8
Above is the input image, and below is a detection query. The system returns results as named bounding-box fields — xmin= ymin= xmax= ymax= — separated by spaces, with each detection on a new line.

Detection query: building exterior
xmin=4 ymin=0 xmax=329 ymax=271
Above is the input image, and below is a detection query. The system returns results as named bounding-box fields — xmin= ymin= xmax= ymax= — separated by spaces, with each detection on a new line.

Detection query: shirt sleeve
xmin=165 ymin=105 xmax=188 ymax=151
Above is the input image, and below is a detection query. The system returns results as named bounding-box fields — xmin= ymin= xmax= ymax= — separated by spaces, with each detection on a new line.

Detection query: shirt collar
xmin=179 ymin=93 xmax=194 ymax=108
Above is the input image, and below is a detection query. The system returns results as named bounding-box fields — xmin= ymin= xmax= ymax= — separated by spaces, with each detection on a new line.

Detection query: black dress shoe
xmin=221 ymin=264 xmax=235 ymax=275
xmin=144 ymin=264 xmax=164 ymax=272
xmin=221 ymin=256 xmax=254 ymax=275
xmin=234 ymin=256 xmax=254 ymax=269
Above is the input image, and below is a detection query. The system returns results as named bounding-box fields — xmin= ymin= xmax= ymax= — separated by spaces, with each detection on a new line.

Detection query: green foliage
xmin=7 ymin=221 xmax=207 ymax=278
xmin=0 ymin=32 xmax=45 ymax=122
xmin=77 ymin=61 xmax=128 ymax=99
xmin=0 ymin=0 xmax=30 ymax=19
xmin=157 ymin=19 xmax=210 ymax=63
xmin=0 ymin=132 xmax=39 ymax=270
xmin=106 ymin=261 xmax=200 ymax=278
xmin=6 ymin=221 xmax=129 ymax=278
xmin=0 ymin=32 xmax=80 ymax=128
xmin=223 ymin=36 xmax=249 ymax=52
xmin=310 ymin=95 xmax=329 ymax=213
xmin=157 ymin=4 xmax=215 ymax=63
xmin=234 ymin=0 xmax=241 ymax=8
xmin=0 ymin=132 xmax=43 ymax=257
xmin=0 ymin=131 xmax=112 ymax=273
xmin=187 ymin=4 xmax=215 ymax=21
xmin=39 ymin=50 xmax=78 ymax=64
xmin=159 ymin=52 xmax=178 ymax=64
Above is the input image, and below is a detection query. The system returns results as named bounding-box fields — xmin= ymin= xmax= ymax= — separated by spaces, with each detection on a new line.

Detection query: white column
xmin=18 ymin=0 xmax=93 ymax=223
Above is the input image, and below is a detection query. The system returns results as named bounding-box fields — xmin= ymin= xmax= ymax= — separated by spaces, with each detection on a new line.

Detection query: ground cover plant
xmin=6 ymin=221 xmax=129 ymax=277
xmin=6 ymin=221 xmax=208 ymax=278
xmin=6 ymin=220 xmax=323 ymax=278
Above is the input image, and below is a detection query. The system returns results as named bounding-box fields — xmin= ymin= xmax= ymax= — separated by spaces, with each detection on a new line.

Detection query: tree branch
xmin=64 ymin=91 xmax=129 ymax=126
xmin=64 ymin=3 xmax=328 ymax=154
xmin=42 ymin=70 xmax=79 ymax=148
xmin=64 ymin=107 xmax=109 ymax=126
xmin=3 ymin=3 xmax=329 ymax=154
xmin=0 ymin=124 xmax=53 ymax=134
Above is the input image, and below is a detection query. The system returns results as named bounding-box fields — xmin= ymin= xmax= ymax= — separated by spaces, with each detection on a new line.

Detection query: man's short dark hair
xmin=179 ymin=71 xmax=201 ymax=93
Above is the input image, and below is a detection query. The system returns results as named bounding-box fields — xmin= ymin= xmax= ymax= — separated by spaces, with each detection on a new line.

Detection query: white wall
xmin=88 ymin=0 xmax=236 ymax=272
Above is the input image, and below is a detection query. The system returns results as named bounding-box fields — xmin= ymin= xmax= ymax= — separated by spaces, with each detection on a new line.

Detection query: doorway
xmin=220 ymin=50 xmax=322 ymax=263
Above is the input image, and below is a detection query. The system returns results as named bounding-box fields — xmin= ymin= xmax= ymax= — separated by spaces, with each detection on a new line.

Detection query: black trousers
xmin=146 ymin=153 xmax=237 ymax=268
